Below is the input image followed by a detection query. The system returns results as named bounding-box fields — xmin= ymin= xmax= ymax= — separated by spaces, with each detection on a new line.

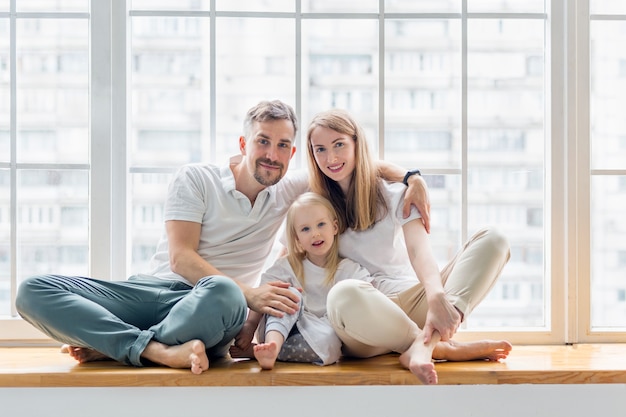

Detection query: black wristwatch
xmin=402 ymin=169 xmax=422 ymax=186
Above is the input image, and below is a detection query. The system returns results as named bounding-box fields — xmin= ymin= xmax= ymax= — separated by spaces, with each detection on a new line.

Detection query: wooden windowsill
xmin=1 ymin=344 xmax=625 ymax=387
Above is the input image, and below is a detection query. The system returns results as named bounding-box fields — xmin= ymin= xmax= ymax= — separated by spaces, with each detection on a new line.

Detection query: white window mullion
xmin=90 ymin=0 xmax=113 ymax=280
xmin=9 ymin=0 xmax=17 ymax=317
xmin=111 ymin=0 xmax=129 ymax=280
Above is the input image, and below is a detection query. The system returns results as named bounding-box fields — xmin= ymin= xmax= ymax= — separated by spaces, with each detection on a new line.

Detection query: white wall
xmin=1 ymin=385 xmax=625 ymax=417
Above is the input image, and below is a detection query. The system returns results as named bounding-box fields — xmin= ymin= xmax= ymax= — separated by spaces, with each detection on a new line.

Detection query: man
xmin=16 ymin=100 xmax=429 ymax=374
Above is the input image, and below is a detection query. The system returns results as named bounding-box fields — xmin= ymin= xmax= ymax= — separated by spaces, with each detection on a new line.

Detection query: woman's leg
xmin=327 ymin=279 xmax=418 ymax=357
xmin=394 ymin=226 xmax=510 ymax=328
xmin=327 ymin=279 xmax=439 ymax=384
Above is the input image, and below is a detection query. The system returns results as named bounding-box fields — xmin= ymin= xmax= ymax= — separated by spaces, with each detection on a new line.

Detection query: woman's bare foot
xmin=142 ymin=339 xmax=209 ymax=375
xmin=398 ymin=332 xmax=438 ymax=385
xmin=253 ymin=341 xmax=279 ymax=370
xmin=61 ymin=344 xmax=110 ymax=363
xmin=433 ymin=339 xmax=512 ymax=362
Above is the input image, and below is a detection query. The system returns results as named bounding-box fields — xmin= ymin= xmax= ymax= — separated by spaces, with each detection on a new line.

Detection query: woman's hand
xmin=423 ymin=292 xmax=461 ymax=343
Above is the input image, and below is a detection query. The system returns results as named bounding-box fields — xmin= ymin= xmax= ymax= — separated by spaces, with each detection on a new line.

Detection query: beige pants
xmin=326 ymin=227 xmax=511 ymax=358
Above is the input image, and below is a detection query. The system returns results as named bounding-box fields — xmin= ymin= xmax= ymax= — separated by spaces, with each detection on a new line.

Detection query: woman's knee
xmin=475 ymin=226 xmax=511 ymax=260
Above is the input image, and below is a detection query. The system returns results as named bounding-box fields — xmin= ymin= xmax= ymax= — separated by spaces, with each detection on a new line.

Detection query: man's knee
xmin=15 ymin=275 xmax=50 ymax=317
xmin=195 ymin=276 xmax=247 ymax=324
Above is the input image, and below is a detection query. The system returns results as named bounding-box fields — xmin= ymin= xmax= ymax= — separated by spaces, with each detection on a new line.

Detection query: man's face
xmin=241 ymin=119 xmax=296 ymax=187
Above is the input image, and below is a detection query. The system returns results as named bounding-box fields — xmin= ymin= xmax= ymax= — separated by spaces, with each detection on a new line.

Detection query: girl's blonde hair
xmin=285 ymin=192 xmax=341 ymax=287
xmin=306 ymin=109 xmax=387 ymax=234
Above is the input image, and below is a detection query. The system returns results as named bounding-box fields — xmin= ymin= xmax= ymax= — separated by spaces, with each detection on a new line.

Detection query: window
xmin=1 ymin=0 xmax=625 ymax=344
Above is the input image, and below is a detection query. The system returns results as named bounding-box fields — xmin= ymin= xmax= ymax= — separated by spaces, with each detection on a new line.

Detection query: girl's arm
xmin=402 ymin=219 xmax=461 ymax=342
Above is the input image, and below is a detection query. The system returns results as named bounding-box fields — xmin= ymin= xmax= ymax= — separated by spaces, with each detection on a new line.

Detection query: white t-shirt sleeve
xmin=164 ymin=165 xmax=208 ymax=223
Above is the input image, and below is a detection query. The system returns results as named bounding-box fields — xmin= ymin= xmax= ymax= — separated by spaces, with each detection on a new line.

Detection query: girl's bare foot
xmin=142 ymin=339 xmax=209 ymax=374
xmin=61 ymin=344 xmax=109 ymax=363
xmin=253 ymin=341 xmax=279 ymax=370
xmin=398 ymin=332 xmax=438 ymax=385
xmin=433 ymin=339 xmax=512 ymax=362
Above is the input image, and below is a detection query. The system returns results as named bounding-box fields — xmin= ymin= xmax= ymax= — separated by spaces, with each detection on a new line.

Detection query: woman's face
xmin=309 ymin=125 xmax=356 ymax=194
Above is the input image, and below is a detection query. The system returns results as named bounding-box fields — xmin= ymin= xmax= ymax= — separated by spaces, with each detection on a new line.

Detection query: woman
xmin=306 ymin=109 xmax=512 ymax=385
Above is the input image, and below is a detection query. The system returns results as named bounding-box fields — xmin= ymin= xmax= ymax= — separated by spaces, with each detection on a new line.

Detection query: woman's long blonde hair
xmin=285 ymin=192 xmax=341 ymax=287
xmin=306 ymin=109 xmax=387 ymax=234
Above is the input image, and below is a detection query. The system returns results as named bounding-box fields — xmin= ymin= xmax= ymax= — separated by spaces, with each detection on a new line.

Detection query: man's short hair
xmin=243 ymin=100 xmax=298 ymax=140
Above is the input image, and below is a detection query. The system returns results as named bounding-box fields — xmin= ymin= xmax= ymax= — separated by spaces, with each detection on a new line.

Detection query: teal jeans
xmin=16 ymin=274 xmax=247 ymax=367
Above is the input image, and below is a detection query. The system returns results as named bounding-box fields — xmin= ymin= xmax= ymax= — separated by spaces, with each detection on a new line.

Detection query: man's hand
xmin=422 ymin=293 xmax=461 ymax=343
xmin=244 ymin=281 xmax=301 ymax=317
xmin=403 ymin=174 xmax=431 ymax=233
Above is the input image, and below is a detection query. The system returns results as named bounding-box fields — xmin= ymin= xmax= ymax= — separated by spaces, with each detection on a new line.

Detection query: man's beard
xmin=253 ymin=158 xmax=284 ymax=186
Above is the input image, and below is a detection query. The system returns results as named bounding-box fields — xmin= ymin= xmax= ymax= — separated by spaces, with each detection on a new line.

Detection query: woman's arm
xmin=377 ymin=160 xmax=431 ymax=233
xmin=402 ymin=219 xmax=461 ymax=342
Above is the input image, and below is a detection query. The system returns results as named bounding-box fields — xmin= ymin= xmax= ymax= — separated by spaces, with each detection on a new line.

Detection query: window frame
xmin=2 ymin=0 xmax=625 ymax=345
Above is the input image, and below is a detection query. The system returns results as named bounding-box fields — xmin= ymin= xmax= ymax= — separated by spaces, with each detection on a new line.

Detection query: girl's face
xmin=293 ymin=203 xmax=338 ymax=267
xmin=309 ymin=126 xmax=356 ymax=194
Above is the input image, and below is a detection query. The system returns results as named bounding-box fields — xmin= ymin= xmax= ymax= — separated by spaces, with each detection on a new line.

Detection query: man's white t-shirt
xmin=147 ymin=155 xmax=308 ymax=287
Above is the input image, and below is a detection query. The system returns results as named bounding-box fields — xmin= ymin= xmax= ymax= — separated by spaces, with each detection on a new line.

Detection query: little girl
xmin=237 ymin=192 xmax=372 ymax=369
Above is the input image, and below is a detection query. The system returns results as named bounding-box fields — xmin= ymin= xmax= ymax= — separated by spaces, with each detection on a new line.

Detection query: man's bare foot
xmin=398 ymin=333 xmax=438 ymax=385
xmin=61 ymin=344 xmax=110 ymax=363
xmin=229 ymin=342 xmax=256 ymax=359
xmin=433 ymin=339 xmax=512 ymax=362
xmin=253 ymin=341 xmax=279 ymax=370
xmin=142 ymin=339 xmax=209 ymax=375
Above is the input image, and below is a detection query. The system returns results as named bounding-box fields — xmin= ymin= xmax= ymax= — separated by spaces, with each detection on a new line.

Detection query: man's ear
xmin=239 ymin=136 xmax=247 ymax=154
xmin=290 ymin=145 xmax=296 ymax=159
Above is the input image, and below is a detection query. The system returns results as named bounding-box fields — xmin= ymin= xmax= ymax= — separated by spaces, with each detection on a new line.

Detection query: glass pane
xmin=591 ymin=176 xmax=626 ymax=329
xmin=130 ymin=16 xmax=206 ymax=167
xmin=591 ymin=0 xmax=626 ymax=14
xmin=131 ymin=0 xmax=207 ymax=11
xmin=16 ymin=169 xmax=89 ymax=285
xmin=129 ymin=172 xmax=172 ymax=275
xmin=0 ymin=17 xmax=8 ymax=162
xmin=466 ymin=18 xmax=546 ymax=328
xmin=384 ymin=19 xmax=461 ymax=170
xmin=302 ymin=0 xmax=378 ymax=13
xmin=0 ymin=0 xmax=7 ymax=11
xmin=16 ymin=0 xmax=88 ymax=12
xmin=216 ymin=17 xmax=295 ymax=162
xmin=16 ymin=19 xmax=89 ymax=164
xmin=468 ymin=0 xmax=545 ymax=13
xmin=303 ymin=19 xmax=379 ymax=151
xmin=216 ymin=0 xmax=294 ymax=12
xmin=591 ymin=21 xmax=626 ymax=170
xmin=385 ymin=0 xmax=460 ymax=13
xmin=0 ymin=169 xmax=8 ymax=316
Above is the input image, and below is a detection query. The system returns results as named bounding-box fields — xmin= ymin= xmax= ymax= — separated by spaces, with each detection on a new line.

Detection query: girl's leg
xmin=254 ymin=286 xmax=302 ymax=370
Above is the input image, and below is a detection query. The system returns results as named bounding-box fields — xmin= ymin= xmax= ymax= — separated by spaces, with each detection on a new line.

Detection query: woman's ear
xmin=332 ymin=219 xmax=338 ymax=235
